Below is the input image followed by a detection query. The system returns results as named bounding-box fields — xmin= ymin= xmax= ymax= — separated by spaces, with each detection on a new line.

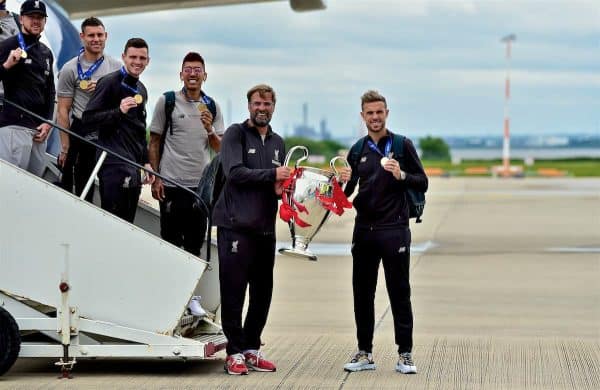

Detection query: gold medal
xmin=380 ymin=157 xmax=389 ymax=167
xmin=79 ymin=80 xmax=89 ymax=90
xmin=197 ymin=103 xmax=208 ymax=112
xmin=134 ymin=94 xmax=143 ymax=104
xmin=20 ymin=50 xmax=27 ymax=59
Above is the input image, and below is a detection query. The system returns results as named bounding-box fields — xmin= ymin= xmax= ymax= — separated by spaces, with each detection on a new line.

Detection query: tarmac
xmin=2 ymin=177 xmax=599 ymax=389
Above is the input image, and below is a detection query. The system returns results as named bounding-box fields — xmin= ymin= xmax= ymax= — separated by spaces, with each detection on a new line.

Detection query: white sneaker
xmin=187 ymin=296 xmax=207 ymax=317
xmin=343 ymin=351 xmax=376 ymax=372
xmin=396 ymin=352 xmax=417 ymax=374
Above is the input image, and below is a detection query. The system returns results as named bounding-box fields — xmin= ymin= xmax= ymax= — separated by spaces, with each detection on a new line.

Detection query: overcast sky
xmin=81 ymin=0 xmax=598 ymax=140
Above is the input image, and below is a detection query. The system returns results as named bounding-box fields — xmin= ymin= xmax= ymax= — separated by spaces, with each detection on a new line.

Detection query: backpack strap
xmin=200 ymin=91 xmax=218 ymax=120
xmin=347 ymin=136 xmax=367 ymax=170
xmin=391 ymin=133 xmax=406 ymax=168
xmin=158 ymin=91 xmax=176 ymax=162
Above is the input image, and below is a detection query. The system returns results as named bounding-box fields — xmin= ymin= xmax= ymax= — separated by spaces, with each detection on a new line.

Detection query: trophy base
xmin=278 ymin=247 xmax=317 ymax=261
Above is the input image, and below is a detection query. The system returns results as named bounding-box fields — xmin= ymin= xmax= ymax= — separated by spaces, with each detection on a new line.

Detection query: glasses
xmin=182 ymin=66 xmax=205 ymax=75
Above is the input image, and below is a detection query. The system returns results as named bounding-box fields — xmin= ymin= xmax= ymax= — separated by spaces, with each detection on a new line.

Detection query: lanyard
xmin=367 ymin=137 xmax=392 ymax=158
xmin=77 ymin=47 xmax=104 ymax=81
xmin=119 ymin=67 xmax=139 ymax=94
xmin=17 ymin=32 xmax=35 ymax=54
xmin=182 ymin=87 xmax=210 ymax=104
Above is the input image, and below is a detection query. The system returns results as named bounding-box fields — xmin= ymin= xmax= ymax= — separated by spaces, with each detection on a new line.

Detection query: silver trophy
xmin=278 ymin=146 xmax=349 ymax=261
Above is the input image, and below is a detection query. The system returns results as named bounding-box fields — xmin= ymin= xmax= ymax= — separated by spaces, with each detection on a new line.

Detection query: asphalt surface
xmin=2 ymin=178 xmax=599 ymax=389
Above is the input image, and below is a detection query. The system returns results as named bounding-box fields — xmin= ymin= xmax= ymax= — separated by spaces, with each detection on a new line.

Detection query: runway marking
xmin=545 ymin=247 xmax=600 ymax=253
xmin=276 ymin=240 xmax=438 ymax=257
xmin=436 ymin=190 xmax=600 ymax=197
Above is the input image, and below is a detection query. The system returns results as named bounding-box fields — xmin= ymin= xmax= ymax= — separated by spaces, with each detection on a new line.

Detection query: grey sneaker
xmin=343 ymin=351 xmax=376 ymax=372
xmin=396 ymin=352 xmax=417 ymax=374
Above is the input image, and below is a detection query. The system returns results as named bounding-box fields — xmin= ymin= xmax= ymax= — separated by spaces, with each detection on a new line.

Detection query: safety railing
xmin=1 ymin=97 xmax=214 ymax=259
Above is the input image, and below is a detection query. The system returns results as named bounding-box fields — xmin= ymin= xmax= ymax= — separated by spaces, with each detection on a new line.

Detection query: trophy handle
xmin=284 ymin=145 xmax=309 ymax=168
xmin=330 ymin=156 xmax=349 ymax=173
xmin=330 ymin=156 xmax=350 ymax=188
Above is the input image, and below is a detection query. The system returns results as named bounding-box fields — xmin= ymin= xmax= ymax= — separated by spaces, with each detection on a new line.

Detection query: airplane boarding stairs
xmin=0 ymin=159 xmax=225 ymax=375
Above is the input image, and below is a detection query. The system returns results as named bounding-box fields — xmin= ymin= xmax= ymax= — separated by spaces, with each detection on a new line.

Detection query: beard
xmin=251 ymin=111 xmax=272 ymax=127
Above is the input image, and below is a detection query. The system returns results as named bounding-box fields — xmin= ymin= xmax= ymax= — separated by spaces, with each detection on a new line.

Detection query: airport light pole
xmin=501 ymin=34 xmax=516 ymax=174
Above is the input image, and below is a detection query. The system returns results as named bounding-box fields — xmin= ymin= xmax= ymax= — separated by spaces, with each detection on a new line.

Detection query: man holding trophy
xmin=343 ymin=90 xmax=428 ymax=374
xmin=212 ymin=84 xmax=290 ymax=375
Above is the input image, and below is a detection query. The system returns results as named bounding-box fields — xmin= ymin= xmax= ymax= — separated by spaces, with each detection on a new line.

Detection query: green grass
xmin=422 ymin=158 xmax=600 ymax=177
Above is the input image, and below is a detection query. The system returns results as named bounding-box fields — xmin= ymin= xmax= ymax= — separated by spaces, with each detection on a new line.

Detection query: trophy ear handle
xmin=284 ymin=145 xmax=309 ymax=168
xmin=330 ymin=156 xmax=349 ymax=173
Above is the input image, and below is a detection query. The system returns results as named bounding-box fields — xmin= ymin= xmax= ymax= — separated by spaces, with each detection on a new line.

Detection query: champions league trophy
xmin=278 ymin=146 xmax=352 ymax=261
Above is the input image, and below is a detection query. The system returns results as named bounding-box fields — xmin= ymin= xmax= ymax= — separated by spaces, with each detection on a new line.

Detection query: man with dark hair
xmin=212 ymin=84 xmax=290 ymax=375
xmin=56 ymin=16 xmax=121 ymax=202
xmin=148 ymin=52 xmax=224 ymax=259
xmin=82 ymin=38 xmax=153 ymax=223
xmin=342 ymin=90 xmax=428 ymax=374
xmin=0 ymin=0 xmax=54 ymax=176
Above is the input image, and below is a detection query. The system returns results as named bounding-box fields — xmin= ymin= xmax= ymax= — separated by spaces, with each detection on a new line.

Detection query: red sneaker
xmin=224 ymin=353 xmax=248 ymax=375
xmin=244 ymin=350 xmax=276 ymax=372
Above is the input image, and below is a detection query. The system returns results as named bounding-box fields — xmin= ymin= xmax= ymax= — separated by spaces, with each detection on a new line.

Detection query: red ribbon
xmin=315 ymin=177 xmax=353 ymax=216
xmin=279 ymin=168 xmax=312 ymax=227
xmin=279 ymin=168 xmax=353 ymax=227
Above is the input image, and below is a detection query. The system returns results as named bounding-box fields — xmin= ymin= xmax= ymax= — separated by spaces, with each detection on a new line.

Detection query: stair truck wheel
xmin=0 ymin=306 xmax=21 ymax=376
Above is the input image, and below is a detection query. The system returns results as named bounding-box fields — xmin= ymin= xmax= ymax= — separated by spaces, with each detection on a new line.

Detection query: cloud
xmin=86 ymin=0 xmax=598 ymax=137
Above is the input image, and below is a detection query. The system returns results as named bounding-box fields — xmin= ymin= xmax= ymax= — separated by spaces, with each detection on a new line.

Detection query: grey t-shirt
xmin=0 ymin=12 xmax=19 ymax=98
xmin=0 ymin=12 xmax=19 ymax=42
xmin=149 ymin=90 xmax=225 ymax=188
xmin=56 ymin=54 xmax=122 ymax=119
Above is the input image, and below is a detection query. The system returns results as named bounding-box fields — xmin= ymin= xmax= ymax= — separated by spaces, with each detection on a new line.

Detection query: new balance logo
xmin=232 ymin=240 xmax=238 ymax=253
xmin=398 ymin=246 xmax=406 ymax=253
xmin=34 ymin=1 xmax=40 ymax=8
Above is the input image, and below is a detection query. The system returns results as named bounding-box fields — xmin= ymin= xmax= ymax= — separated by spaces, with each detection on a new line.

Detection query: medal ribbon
xmin=182 ymin=87 xmax=210 ymax=104
xmin=279 ymin=168 xmax=312 ymax=228
xmin=367 ymin=137 xmax=392 ymax=158
xmin=77 ymin=47 xmax=104 ymax=81
xmin=17 ymin=32 xmax=35 ymax=54
xmin=119 ymin=67 xmax=140 ymax=95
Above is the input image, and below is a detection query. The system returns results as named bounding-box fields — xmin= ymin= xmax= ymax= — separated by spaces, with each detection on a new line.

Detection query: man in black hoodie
xmin=212 ymin=84 xmax=291 ymax=375
xmin=82 ymin=38 xmax=153 ymax=223
xmin=0 ymin=0 xmax=54 ymax=176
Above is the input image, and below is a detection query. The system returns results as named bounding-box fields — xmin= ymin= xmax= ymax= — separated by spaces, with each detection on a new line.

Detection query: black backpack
xmin=348 ymin=133 xmax=426 ymax=223
xmin=194 ymin=125 xmax=247 ymax=261
xmin=159 ymin=90 xmax=217 ymax=159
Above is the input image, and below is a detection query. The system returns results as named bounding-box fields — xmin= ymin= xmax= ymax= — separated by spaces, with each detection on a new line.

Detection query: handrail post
xmin=80 ymin=151 xmax=106 ymax=201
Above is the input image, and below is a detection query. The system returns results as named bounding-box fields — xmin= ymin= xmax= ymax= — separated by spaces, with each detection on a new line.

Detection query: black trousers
xmin=98 ymin=167 xmax=141 ymax=223
xmin=351 ymin=226 xmax=413 ymax=354
xmin=217 ymin=227 xmax=275 ymax=355
xmin=159 ymin=186 xmax=207 ymax=256
xmin=59 ymin=119 xmax=96 ymax=203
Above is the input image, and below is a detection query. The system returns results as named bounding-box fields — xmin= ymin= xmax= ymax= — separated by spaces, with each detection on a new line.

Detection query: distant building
xmin=319 ymin=119 xmax=331 ymax=140
xmin=292 ymin=102 xmax=326 ymax=139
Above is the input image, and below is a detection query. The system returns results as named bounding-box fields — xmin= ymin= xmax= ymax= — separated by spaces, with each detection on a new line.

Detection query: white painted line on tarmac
xmin=545 ymin=247 xmax=600 ymax=253
xmin=276 ymin=240 xmax=438 ymax=256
